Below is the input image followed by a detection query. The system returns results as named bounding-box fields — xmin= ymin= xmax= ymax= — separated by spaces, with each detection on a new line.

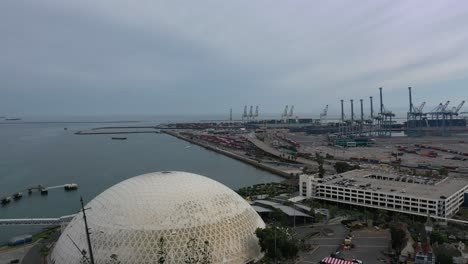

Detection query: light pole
xmin=80 ymin=197 xmax=95 ymax=264
xmin=293 ymin=203 xmax=296 ymax=228
xmin=274 ymin=225 xmax=277 ymax=264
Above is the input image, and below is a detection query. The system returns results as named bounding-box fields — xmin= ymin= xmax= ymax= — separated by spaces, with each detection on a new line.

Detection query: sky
xmin=1 ymin=0 xmax=468 ymax=117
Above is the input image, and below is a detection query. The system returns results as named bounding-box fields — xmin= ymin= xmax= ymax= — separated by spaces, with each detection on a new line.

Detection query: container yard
xmin=77 ymin=86 xmax=467 ymax=179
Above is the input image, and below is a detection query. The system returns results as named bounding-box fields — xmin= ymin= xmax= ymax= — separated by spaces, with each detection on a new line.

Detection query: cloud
xmin=1 ymin=0 xmax=468 ymax=116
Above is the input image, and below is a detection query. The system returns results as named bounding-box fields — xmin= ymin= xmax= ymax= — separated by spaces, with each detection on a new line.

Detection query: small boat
xmin=40 ymin=188 xmax=48 ymax=195
xmin=111 ymin=137 xmax=127 ymax=140
xmin=64 ymin=183 xmax=79 ymax=191
xmin=1 ymin=197 xmax=12 ymax=205
xmin=185 ymin=145 xmax=191 ymax=149
xmin=13 ymin=192 xmax=23 ymax=200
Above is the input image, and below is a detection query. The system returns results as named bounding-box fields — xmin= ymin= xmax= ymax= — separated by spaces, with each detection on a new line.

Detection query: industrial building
xmin=299 ymin=170 xmax=468 ymax=218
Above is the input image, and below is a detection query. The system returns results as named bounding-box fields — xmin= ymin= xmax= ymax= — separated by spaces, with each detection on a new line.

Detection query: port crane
xmin=414 ymin=102 xmax=426 ymax=113
xmin=319 ymin=105 xmax=328 ymax=121
xmin=449 ymin=101 xmax=465 ymax=116
xmin=441 ymin=101 xmax=450 ymax=112
xmin=242 ymin=105 xmax=248 ymax=120
xmin=282 ymin=105 xmax=289 ymax=119
xmin=289 ymin=105 xmax=294 ymax=117
xmin=428 ymin=101 xmax=449 ymax=119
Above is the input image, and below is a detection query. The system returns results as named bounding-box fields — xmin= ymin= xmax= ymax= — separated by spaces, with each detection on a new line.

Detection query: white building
xmin=51 ymin=171 xmax=265 ymax=264
xmin=299 ymin=170 xmax=468 ymax=218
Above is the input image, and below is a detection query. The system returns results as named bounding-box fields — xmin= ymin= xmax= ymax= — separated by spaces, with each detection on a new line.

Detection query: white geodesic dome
xmin=50 ymin=171 xmax=265 ymax=264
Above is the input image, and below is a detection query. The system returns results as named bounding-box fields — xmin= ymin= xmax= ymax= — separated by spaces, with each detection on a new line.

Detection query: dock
xmin=162 ymin=130 xmax=293 ymax=178
xmin=1 ymin=184 xmax=78 ymax=208
xmin=75 ymin=127 xmax=161 ymax=135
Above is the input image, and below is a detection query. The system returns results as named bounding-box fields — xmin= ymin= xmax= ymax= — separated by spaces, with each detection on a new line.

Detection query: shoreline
xmin=162 ymin=130 xmax=293 ymax=179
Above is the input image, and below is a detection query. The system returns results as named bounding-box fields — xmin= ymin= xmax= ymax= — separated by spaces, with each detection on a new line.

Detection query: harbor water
xmin=0 ymin=116 xmax=282 ymax=244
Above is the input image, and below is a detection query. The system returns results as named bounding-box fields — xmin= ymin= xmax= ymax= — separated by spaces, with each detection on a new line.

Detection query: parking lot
xmin=0 ymin=243 xmax=35 ymax=264
xmin=296 ymin=224 xmax=348 ymax=264
xmin=339 ymin=229 xmax=390 ymax=264
xmin=296 ymin=225 xmax=390 ymax=264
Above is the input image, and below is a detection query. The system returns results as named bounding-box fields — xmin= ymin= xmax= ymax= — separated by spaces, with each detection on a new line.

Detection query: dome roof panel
xmin=51 ymin=171 xmax=265 ymax=264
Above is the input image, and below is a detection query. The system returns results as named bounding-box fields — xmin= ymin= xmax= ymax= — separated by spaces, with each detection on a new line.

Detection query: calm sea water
xmin=0 ymin=116 xmax=282 ymax=244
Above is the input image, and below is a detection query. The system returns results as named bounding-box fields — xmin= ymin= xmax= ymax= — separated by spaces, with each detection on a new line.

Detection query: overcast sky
xmin=1 ymin=0 xmax=468 ymax=117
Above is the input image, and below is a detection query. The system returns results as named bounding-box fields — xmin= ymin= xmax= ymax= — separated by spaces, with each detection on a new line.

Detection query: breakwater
xmin=162 ymin=131 xmax=292 ymax=179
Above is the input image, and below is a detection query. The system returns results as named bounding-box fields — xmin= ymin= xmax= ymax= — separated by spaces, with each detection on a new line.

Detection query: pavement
xmin=295 ymin=223 xmax=391 ymax=264
xmin=0 ymin=244 xmax=35 ymax=264
xmin=338 ymin=229 xmax=391 ymax=264
xmin=296 ymin=223 xmax=348 ymax=264
xmin=22 ymin=230 xmax=60 ymax=264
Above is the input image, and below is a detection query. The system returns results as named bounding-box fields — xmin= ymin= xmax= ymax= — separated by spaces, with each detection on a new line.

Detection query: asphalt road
xmin=0 ymin=244 xmax=34 ymax=264
xmin=297 ymin=224 xmax=348 ymax=264
xmin=22 ymin=230 xmax=60 ymax=264
xmin=339 ymin=229 xmax=391 ymax=264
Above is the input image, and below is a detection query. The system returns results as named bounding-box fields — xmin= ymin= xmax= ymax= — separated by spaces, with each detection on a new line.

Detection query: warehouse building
xmin=299 ymin=169 xmax=468 ymax=218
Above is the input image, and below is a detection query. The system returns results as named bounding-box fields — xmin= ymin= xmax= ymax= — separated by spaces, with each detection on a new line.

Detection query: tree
xmin=255 ymin=226 xmax=299 ymax=261
xmin=315 ymin=153 xmax=325 ymax=177
xmin=334 ymin=161 xmax=359 ymax=173
xmin=270 ymin=209 xmax=289 ymax=227
xmin=107 ymin=254 xmax=121 ymax=264
xmin=314 ymin=213 xmax=324 ymax=223
xmin=318 ymin=163 xmax=325 ymax=178
xmin=435 ymin=252 xmax=453 ymax=264
xmin=438 ymin=167 xmax=449 ymax=176
xmin=430 ymin=231 xmax=448 ymax=245
xmin=390 ymin=224 xmax=407 ymax=256
xmin=184 ymin=238 xmax=200 ymax=264
xmin=200 ymin=241 xmax=212 ymax=264
xmin=329 ymin=205 xmax=338 ymax=218
xmin=157 ymin=237 xmax=167 ymax=264
xmin=79 ymin=250 xmax=90 ymax=264
xmin=374 ymin=209 xmax=388 ymax=226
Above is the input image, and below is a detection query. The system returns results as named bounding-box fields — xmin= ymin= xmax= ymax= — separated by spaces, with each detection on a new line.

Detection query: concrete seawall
xmin=162 ymin=131 xmax=292 ymax=179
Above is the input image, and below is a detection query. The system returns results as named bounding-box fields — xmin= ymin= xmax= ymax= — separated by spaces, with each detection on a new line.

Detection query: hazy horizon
xmin=2 ymin=0 xmax=468 ymax=116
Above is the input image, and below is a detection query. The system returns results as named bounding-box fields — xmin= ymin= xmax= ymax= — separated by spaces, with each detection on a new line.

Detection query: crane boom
xmin=320 ymin=105 xmax=328 ymax=120
xmin=416 ymin=102 xmax=426 ymax=113
xmin=282 ymin=105 xmax=288 ymax=118
xmin=441 ymin=101 xmax=450 ymax=111
xmin=431 ymin=103 xmax=442 ymax=113
xmin=454 ymin=101 xmax=465 ymax=113
xmin=289 ymin=105 xmax=294 ymax=117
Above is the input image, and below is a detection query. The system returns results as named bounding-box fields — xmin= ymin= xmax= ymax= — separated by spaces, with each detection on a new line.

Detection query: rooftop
xmin=254 ymin=200 xmax=312 ymax=217
xmin=318 ymin=169 xmax=468 ymax=199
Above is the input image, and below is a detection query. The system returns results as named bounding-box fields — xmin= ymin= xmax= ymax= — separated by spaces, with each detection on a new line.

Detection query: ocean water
xmin=0 ymin=116 xmax=282 ymax=244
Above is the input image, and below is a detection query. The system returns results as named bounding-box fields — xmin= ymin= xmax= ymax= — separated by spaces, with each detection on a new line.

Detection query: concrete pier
xmin=162 ymin=131 xmax=292 ymax=178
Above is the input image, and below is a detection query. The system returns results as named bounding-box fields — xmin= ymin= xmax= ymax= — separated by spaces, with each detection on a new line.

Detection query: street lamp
xmin=424 ymin=213 xmax=433 ymax=244
xmin=274 ymin=225 xmax=277 ymax=264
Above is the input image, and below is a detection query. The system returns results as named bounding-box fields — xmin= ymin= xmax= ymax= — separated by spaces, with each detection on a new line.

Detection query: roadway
xmin=0 ymin=215 xmax=75 ymax=226
xmin=22 ymin=230 xmax=60 ymax=264
xmin=246 ymin=134 xmax=319 ymax=167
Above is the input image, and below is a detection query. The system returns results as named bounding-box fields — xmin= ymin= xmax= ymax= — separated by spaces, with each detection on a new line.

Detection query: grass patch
xmin=455 ymin=208 xmax=468 ymax=220
xmin=0 ymin=226 xmax=60 ymax=251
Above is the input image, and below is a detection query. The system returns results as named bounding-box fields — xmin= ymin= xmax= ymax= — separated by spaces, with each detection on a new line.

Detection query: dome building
xmin=51 ymin=171 xmax=265 ymax=264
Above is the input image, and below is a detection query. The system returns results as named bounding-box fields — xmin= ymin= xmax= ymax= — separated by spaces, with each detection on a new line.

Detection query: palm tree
xmin=158 ymin=237 xmax=167 ymax=264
